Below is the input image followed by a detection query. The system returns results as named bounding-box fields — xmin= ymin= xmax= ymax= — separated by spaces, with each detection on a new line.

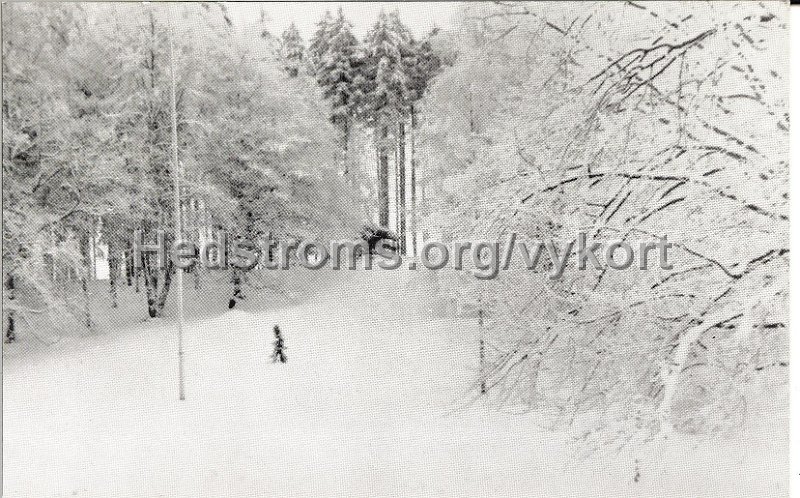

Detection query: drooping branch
xmin=534 ymin=172 xmax=787 ymax=222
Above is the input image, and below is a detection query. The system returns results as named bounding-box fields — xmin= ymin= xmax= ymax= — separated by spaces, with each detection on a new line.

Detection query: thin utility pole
xmin=168 ymin=14 xmax=185 ymax=401
xmin=479 ymin=295 xmax=486 ymax=395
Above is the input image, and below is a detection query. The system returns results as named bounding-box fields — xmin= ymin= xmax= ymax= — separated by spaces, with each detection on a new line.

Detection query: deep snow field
xmin=3 ymin=268 xmax=788 ymax=497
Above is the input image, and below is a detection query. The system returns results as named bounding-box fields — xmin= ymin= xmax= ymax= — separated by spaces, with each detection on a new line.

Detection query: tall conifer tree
xmin=314 ymin=8 xmax=364 ymax=174
xmin=280 ymin=22 xmax=305 ymax=78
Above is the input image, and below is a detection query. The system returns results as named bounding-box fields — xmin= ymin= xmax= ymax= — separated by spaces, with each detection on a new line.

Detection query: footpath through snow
xmin=3 ymin=268 xmax=788 ymax=497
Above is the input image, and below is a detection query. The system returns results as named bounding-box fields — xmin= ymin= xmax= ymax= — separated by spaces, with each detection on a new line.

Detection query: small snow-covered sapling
xmin=228 ymin=270 xmax=245 ymax=309
xmin=272 ymin=325 xmax=287 ymax=363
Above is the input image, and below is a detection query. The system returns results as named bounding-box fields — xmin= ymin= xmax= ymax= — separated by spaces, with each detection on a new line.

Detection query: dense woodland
xmin=2 ymin=1 xmax=789 ymax=442
xmin=424 ymin=2 xmax=789 ymax=443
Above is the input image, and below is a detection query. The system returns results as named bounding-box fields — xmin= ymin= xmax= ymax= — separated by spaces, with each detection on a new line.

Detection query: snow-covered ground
xmin=3 ymin=269 xmax=788 ymax=497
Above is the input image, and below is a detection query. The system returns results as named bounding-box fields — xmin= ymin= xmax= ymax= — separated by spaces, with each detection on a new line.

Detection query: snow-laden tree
xmin=306 ymin=8 xmax=442 ymax=250
xmin=280 ymin=22 xmax=305 ymax=78
xmin=404 ymin=32 xmax=442 ymax=256
xmin=191 ymin=11 xmax=363 ymax=243
xmin=313 ymin=7 xmax=365 ymax=175
xmin=308 ymin=10 xmax=333 ymax=72
xmin=2 ymin=3 xmax=363 ymax=336
xmin=101 ymin=3 xmax=362 ymax=312
xmin=420 ymin=1 xmax=788 ymax=444
xmin=2 ymin=4 xmax=116 ymax=338
xmin=360 ymin=10 xmax=420 ymax=240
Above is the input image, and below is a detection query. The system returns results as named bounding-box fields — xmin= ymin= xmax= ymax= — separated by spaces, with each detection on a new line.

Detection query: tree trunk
xmin=479 ymin=305 xmax=486 ymax=395
xmin=130 ymin=240 xmax=140 ymax=294
xmin=410 ymin=107 xmax=418 ymax=257
xmin=377 ymin=126 xmax=390 ymax=227
xmin=144 ymin=250 xmax=174 ymax=319
xmin=80 ymin=234 xmax=92 ymax=329
xmin=124 ymin=246 xmax=133 ymax=286
xmin=48 ymin=226 xmax=57 ymax=281
xmin=108 ymin=247 xmax=120 ymax=308
xmin=342 ymin=118 xmax=350 ymax=176
xmin=3 ymin=7 xmax=16 ymax=345
xmin=82 ymin=275 xmax=91 ymax=329
xmin=125 ymin=252 xmax=132 ymax=285
xmin=90 ymin=229 xmax=98 ymax=280
xmin=144 ymin=252 xmax=159 ymax=318
xmin=658 ymin=308 xmax=740 ymax=433
xmin=397 ymin=120 xmax=407 ymax=255
xmin=153 ymin=262 xmax=173 ymax=317
xmin=394 ymin=135 xmax=400 ymax=233
xmin=4 ymin=273 xmax=16 ymax=343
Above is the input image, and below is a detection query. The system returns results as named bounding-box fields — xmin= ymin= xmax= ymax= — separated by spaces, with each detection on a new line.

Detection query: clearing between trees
xmin=3 ymin=268 xmax=787 ymax=497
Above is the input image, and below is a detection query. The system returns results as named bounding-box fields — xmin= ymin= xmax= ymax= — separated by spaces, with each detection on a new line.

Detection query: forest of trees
xmin=420 ymin=2 xmax=788 ymax=443
xmin=2 ymin=3 xmax=439 ymax=337
xmin=2 ymin=1 xmax=789 ymax=443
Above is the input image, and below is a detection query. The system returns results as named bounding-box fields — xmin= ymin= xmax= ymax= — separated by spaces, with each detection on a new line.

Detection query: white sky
xmin=228 ymin=2 xmax=462 ymax=40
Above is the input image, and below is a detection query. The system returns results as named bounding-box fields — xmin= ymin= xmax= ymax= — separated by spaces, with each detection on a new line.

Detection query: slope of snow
xmin=3 ymin=269 xmax=788 ymax=497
